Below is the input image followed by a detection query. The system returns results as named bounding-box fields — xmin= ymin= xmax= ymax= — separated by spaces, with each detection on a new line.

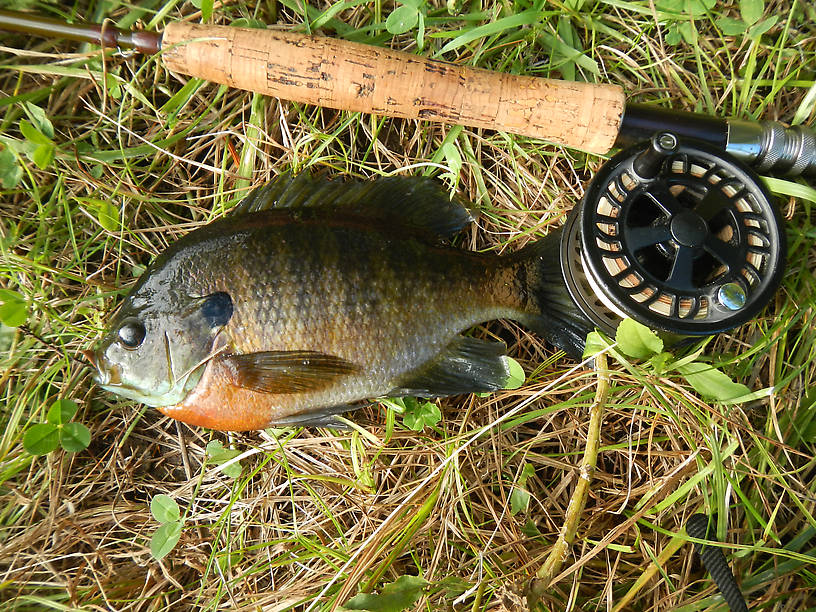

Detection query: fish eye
xmin=201 ymin=292 xmax=233 ymax=328
xmin=118 ymin=320 xmax=146 ymax=349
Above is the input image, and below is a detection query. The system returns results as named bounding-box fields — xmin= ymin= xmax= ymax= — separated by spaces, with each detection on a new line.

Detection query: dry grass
xmin=1 ymin=0 xmax=815 ymax=610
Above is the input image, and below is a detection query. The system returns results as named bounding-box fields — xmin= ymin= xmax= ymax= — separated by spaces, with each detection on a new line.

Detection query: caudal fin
xmin=512 ymin=230 xmax=593 ymax=358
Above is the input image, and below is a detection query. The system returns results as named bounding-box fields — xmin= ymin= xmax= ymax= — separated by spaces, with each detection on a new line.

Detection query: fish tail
xmin=507 ymin=230 xmax=594 ymax=358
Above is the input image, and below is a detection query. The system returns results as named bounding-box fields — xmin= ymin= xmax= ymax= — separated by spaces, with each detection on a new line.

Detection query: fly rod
xmin=1 ymin=9 xmax=814 ymax=176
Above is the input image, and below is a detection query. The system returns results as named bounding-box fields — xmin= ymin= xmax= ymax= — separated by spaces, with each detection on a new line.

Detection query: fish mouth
xmin=81 ymin=348 xmax=121 ymax=386
xmin=81 ymin=346 xmax=205 ymax=408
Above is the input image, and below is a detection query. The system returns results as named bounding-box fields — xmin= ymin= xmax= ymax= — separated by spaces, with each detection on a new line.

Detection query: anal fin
xmin=391 ymin=336 xmax=510 ymax=398
xmin=272 ymin=404 xmax=357 ymax=429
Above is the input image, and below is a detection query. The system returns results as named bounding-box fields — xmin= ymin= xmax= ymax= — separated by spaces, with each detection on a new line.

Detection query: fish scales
xmin=87 ymin=174 xmax=592 ymax=431
xmin=245 ymin=221 xmax=499 ymax=360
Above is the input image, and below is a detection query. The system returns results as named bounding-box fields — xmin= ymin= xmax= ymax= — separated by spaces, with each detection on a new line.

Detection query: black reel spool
xmin=561 ymin=132 xmax=786 ymax=337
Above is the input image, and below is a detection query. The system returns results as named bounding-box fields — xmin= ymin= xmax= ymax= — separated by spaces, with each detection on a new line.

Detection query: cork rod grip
xmin=162 ymin=22 xmax=625 ymax=152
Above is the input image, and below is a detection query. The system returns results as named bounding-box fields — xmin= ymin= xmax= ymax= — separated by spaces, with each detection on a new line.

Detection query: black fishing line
xmin=686 ymin=514 xmax=749 ymax=612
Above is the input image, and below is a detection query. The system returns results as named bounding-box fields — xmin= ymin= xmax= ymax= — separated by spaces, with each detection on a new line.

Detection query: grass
xmin=1 ymin=0 xmax=815 ymax=610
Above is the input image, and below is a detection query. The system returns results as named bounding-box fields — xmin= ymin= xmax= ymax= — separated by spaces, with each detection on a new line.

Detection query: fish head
xmin=87 ymin=285 xmax=234 ymax=408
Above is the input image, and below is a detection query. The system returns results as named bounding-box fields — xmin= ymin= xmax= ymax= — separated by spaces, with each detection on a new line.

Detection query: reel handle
xmin=161 ymin=22 xmax=625 ymax=152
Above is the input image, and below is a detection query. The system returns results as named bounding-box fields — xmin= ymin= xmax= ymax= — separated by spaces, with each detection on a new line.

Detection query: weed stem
xmin=527 ymin=350 xmax=610 ymax=603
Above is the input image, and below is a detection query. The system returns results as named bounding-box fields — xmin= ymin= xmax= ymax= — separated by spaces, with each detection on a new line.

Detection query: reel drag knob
xmin=561 ymin=132 xmax=786 ymax=336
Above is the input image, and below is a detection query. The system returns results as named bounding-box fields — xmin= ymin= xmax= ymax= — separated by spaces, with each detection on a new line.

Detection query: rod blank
xmin=0 ymin=9 xmax=159 ymax=54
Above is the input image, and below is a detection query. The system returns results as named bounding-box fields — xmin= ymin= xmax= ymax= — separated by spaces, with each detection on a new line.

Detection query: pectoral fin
xmin=223 ymin=350 xmax=359 ymax=394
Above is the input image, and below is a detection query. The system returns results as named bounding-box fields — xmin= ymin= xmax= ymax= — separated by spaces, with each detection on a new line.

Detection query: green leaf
xmin=540 ymin=31 xmax=600 ymax=78
xmin=655 ymin=0 xmax=683 ymax=11
xmin=59 ymin=422 xmax=91 ymax=453
xmin=677 ymin=20 xmax=697 ymax=44
xmin=191 ymin=0 xmax=214 ymax=22
xmin=798 ymin=389 xmax=816 ymax=444
xmin=656 ymin=0 xmax=715 ymax=16
xmin=503 ymin=357 xmax=525 ymax=390
xmin=47 ymin=399 xmax=79 ymax=425
xmin=762 ymin=176 xmax=816 ymax=204
xmin=716 ymin=16 xmax=748 ymax=35
xmin=437 ymin=575 xmax=472 ymax=598
xmin=0 ymin=147 xmax=22 ymax=188
xmin=780 ymin=388 xmax=816 ymax=446
xmin=437 ymin=10 xmax=540 ymax=56
xmin=230 ymin=17 xmax=268 ymax=29
xmin=386 ymin=5 xmax=419 ymax=35
xmin=402 ymin=399 xmax=441 ymax=432
xmin=415 ymin=11 xmax=425 ymax=50
xmin=24 ymin=102 xmax=54 ymax=138
xmin=792 ymin=82 xmax=816 ymax=127
xmin=380 ymin=397 xmax=407 ymax=414
xmin=23 ymin=423 xmax=59 ymax=456
xmin=648 ymin=351 xmax=672 ymax=374
xmin=216 ymin=550 xmax=242 ymax=574
xmin=151 ymin=494 xmax=181 ymax=523
xmin=509 ymin=463 xmax=535 ymax=515
xmin=150 ymin=521 xmax=182 ymax=560
xmin=747 ymin=15 xmax=777 ymax=39
xmin=206 ymin=440 xmax=243 ymax=478
xmin=221 ymin=462 xmax=243 ymax=479
xmin=344 ymin=574 xmax=429 ymax=611
xmin=19 ymin=119 xmax=53 ymax=146
xmin=676 ymin=362 xmax=751 ymax=401
xmin=97 ymin=201 xmax=120 ymax=232
xmin=665 ymin=23 xmax=682 ymax=45
xmin=77 ymin=198 xmax=121 ymax=232
xmin=616 ymin=319 xmax=663 ymax=359
xmin=0 ymin=323 xmax=14 ymax=352
xmin=0 ymin=289 xmax=24 ymax=303
xmin=510 ymin=486 xmax=531 ymax=515
xmin=30 ymin=143 xmax=54 ymax=169
xmin=583 ymin=330 xmax=608 ymax=359
xmin=441 ymin=142 xmax=462 ymax=177
xmin=160 ymin=77 xmax=206 ymax=117
xmin=105 ymin=76 xmax=122 ymax=98
xmin=740 ymin=0 xmax=764 ymax=25
xmin=19 ymin=119 xmax=55 ymax=169
xmin=521 ymin=518 xmax=543 ymax=539
xmin=0 ymin=290 xmax=27 ymax=328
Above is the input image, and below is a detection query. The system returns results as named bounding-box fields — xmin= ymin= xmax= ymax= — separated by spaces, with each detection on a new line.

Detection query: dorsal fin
xmin=231 ymin=172 xmax=475 ymax=239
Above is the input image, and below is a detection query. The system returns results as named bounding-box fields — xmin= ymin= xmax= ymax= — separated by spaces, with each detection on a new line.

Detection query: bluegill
xmin=86 ymin=174 xmax=591 ymax=431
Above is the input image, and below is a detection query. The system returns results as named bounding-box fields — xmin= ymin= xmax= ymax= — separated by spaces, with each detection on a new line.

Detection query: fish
xmin=85 ymin=173 xmax=592 ymax=431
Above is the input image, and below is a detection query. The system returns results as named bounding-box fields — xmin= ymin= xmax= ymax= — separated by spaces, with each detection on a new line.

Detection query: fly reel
xmin=561 ymin=132 xmax=786 ymax=337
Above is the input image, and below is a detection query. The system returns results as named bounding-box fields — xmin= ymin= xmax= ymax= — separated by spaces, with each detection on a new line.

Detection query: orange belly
xmin=159 ymin=356 xmax=286 ymax=431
